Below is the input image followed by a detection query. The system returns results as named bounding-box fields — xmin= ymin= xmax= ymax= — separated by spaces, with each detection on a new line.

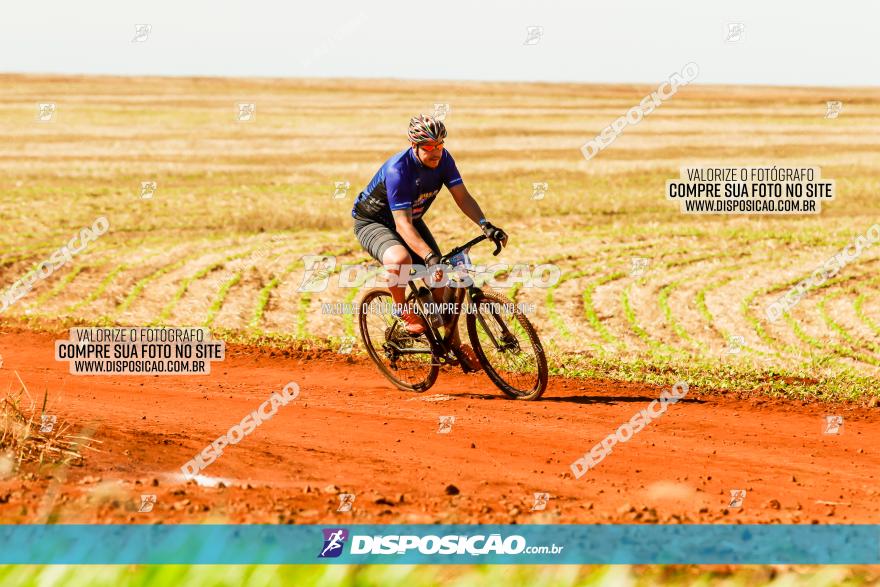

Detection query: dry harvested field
xmin=1 ymin=75 xmax=879 ymax=528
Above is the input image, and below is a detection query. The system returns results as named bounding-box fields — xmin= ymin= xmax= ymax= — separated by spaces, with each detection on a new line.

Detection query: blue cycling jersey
xmin=352 ymin=147 xmax=463 ymax=227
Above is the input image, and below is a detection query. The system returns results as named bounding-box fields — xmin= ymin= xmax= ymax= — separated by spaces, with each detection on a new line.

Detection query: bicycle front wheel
xmin=466 ymin=289 xmax=548 ymax=400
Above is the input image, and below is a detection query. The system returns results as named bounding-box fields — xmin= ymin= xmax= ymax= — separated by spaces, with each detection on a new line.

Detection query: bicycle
xmin=357 ymin=234 xmax=549 ymax=400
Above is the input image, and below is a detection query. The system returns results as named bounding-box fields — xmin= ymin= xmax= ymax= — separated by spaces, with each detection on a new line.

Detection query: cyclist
xmin=352 ymin=114 xmax=508 ymax=371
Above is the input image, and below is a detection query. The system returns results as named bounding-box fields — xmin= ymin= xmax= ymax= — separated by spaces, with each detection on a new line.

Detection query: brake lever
xmin=493 ymin=241 xmax=502 ymax=256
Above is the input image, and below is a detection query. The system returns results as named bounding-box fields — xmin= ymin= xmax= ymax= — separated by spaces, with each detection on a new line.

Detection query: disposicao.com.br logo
xmin=318 ymin=528 xmax=564 ymax=557
xmin=318 ymin=528 xmax=349 ymax=558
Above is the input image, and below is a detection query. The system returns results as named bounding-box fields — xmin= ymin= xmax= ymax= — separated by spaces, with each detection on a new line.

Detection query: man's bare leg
xmin=382 ymin=247 xmax=467 ymax=347
xmin=381 ymin=245 xmax=411 ymax=308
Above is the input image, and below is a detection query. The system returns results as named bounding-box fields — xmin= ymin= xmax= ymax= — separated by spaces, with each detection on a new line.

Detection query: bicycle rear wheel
xmin=358 ymin=288 xmax=438 ymax=392
xmin=466 ymin=289 xmax=548 ymax=400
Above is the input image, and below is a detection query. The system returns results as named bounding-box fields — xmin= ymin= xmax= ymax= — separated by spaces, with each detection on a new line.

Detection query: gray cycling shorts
xmin=353 ymin=215 xmax=440 ymax=265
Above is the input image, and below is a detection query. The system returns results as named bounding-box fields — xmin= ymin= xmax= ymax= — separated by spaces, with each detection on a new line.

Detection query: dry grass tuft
xmin=0 ymin=373 xmax=98 ymax=473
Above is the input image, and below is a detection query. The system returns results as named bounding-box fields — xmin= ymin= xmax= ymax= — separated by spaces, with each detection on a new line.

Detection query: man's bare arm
xmin=391 ymin=208 xmax=436 ymax=260
xmin=449 ymin=183 xmax=486 ymax=226
xmin=450 ymin=183 xmax=508 ymax=247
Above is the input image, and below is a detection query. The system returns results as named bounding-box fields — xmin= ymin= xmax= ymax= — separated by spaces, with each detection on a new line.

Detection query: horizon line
xmin=1 ymin=71 xmax=877 ymax=91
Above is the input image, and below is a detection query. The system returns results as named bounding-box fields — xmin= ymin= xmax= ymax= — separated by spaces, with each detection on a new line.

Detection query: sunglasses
xmin=417 ymin=142 xmax=444 ymax=152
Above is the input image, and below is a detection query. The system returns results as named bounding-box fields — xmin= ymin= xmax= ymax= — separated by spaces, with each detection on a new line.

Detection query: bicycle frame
xmin=406 ymin=282 xmax=470 ymax=361
xmin=385 ymin=234 xmax=508 ymax=367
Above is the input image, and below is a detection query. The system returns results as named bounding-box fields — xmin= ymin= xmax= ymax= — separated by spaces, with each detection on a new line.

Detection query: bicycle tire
xmin=466 ymin=289 xmax=548 ymax=400
xmin=358 ymin=288 xmax=439 ymax=392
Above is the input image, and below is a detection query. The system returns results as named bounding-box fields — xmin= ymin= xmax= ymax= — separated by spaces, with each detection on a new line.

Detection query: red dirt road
xmin=1 ymin=326 xmax=878 ymax=524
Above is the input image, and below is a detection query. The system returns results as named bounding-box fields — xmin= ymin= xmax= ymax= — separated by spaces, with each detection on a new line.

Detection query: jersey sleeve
xmin=440 ymin=151 xmax=464 ymax=188
xmin=386 ymin=164 xmax=416 ymax=211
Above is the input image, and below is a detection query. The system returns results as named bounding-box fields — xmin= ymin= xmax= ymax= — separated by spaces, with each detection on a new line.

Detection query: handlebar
xmin=439 ymin=234 xmax=502 ymax=265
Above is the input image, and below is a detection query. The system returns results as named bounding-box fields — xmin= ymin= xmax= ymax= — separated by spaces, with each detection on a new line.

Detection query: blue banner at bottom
xmin=0 ymin=524 xmax=877 ymax=564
